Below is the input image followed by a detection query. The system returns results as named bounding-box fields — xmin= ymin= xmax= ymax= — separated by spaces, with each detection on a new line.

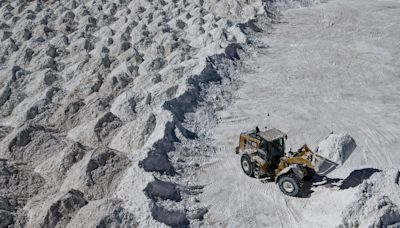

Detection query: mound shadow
xmin=298 ymin=168 xmax=381 ymax=198
xmin=339 ymin=168 xmax=381 ymax=190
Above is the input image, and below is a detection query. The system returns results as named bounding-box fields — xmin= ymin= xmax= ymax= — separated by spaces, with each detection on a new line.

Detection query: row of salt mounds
xmin=0 ymin=0 xmax=272 ymax=226
xmin=339 ymin=169 xmax=400 ymax=228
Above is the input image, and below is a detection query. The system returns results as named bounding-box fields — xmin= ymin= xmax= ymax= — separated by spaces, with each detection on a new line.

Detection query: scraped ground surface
xmin=197 ymin=0 xmax=400 ymax=227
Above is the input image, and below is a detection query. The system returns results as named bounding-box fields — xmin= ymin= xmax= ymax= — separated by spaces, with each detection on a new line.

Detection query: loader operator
xmin=259 ymin=140 xmax=283 ymax=173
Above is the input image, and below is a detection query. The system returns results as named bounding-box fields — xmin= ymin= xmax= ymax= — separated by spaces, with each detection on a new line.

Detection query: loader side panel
xmin=239 ymin=134 xmax=260 ymax=152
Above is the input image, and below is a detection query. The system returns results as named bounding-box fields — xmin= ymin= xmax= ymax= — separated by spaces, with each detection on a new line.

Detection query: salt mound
xmin=339 ymin=169 xmax=400 ymax=227
xmin=317 ymin=133 xmax=357 ymax=165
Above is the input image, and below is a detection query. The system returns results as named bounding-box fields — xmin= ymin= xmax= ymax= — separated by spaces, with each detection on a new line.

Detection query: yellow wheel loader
xmin=235 ymin=127 xmax=345 ymax=196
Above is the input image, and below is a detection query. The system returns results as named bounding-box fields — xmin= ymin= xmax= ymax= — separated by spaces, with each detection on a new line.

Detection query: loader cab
xmin=238 ymin=128 xmax=290 ymax=179
xmin=238 ymin=128 xmax=287 ymax=159
xmin=259 ymin=137 xmax=285 ymax=159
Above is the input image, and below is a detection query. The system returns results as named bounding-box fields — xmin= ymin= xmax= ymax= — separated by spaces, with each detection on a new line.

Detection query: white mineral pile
xmin=339 ymin=169 xmax=400 ymax=228
xmin=317 ymin=133 xmax=357 ymax=165
xmin=0 ymin=0 xmax=270 ymax=227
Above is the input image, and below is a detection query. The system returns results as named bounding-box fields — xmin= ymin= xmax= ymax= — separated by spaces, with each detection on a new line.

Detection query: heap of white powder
xmin=317 ymin=133 xmax=357 ymax=165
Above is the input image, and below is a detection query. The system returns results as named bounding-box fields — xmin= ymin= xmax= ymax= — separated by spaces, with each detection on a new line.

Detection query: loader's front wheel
xmin=241 ymin=154 xmax=253 ymax=177
xmin=277 ymin=173 xmax=300 ymax=196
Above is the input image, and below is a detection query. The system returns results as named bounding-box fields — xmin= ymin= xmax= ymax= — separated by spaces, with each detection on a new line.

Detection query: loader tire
xmin=241 ymin=154 xmax=253 ymax=177
xmin=277 ymin=173 xmax=300 ymax=196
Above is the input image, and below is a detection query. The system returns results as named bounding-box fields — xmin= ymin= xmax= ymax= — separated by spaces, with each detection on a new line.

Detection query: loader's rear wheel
xmin=241 ymin=154 xmax=253 ymax=177
xmin=277 ymin=173 xmax=300 ymax=196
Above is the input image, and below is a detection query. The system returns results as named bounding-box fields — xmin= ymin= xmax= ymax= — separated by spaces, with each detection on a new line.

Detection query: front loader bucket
xmin=312 ymin=133 xmax=357 ymax=176
xmin=312 ymin=153 xmax=338 ymax=176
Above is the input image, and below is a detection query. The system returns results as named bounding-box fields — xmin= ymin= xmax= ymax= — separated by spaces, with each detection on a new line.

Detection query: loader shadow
xmin=298 ymin=168 xmax=381 ymax=198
